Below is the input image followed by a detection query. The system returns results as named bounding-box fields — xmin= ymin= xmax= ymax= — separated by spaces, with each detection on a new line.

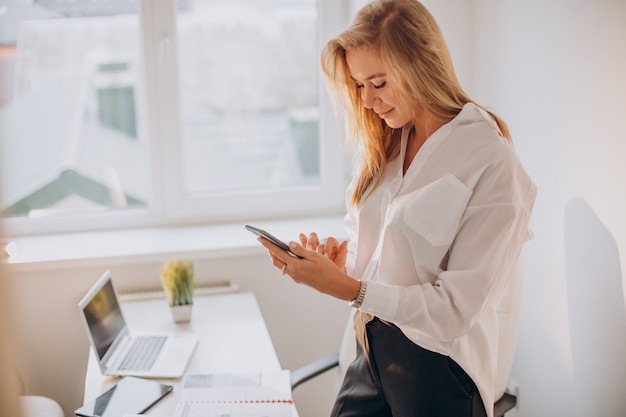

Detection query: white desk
xmin=83 ymin=292 xmax=295 ymax=415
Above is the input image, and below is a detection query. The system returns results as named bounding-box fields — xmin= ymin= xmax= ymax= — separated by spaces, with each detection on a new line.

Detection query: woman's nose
xmin=361 ymin=86 xmax=377 ymax=109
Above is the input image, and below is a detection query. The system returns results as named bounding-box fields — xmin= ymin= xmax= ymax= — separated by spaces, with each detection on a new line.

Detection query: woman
xmin=258 ymin=1 xmax=536 ymax=416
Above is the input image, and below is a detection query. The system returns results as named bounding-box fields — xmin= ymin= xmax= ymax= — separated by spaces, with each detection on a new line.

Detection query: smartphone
xmin=75 ymin=376 xmax=173 ymax=417
xmin=245 ymin=225 xmax=303 ymax=258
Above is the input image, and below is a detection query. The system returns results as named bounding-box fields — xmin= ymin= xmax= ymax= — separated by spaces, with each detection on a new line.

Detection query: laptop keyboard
xmin=118 ymin=335 xmax=167 ymax=371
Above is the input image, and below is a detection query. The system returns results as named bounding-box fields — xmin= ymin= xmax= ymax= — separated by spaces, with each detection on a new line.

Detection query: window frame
xmin=2 ymin=0 xmax=351 ymax=237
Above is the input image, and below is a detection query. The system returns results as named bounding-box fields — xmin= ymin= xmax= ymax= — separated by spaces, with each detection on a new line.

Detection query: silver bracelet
xmin=349 ymin=280 xmax=367 ymax=308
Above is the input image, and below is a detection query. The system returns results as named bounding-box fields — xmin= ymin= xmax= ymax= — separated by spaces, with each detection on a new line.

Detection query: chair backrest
xmin=494 ymin=392 xmax=516 ymax=417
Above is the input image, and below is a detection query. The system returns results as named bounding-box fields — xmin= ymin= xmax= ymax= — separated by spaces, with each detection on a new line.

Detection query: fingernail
xmin=290 ymin=242 xmax=297 ymax=249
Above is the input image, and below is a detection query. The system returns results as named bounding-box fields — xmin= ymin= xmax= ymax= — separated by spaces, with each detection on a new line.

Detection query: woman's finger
xmin=299 ymin=233 xmax=308 ymax=248
xmin=306 ymin=232 xmax=319 ymax=249
xmin=258 ymin=237 xmax=290 ymax=265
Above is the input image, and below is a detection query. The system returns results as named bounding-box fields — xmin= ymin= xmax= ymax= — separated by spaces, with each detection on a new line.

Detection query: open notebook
xmin=173 ymin=371 xmax=293 ymax=417
xmin=78 ymin=270 xmax=197 ymax=378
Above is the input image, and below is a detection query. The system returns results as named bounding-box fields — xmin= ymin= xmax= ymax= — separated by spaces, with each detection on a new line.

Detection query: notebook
xmin=172 ymin=371 xmax=293 ymax=417
xmin=78 ymin=270 xmax=198 ymax=378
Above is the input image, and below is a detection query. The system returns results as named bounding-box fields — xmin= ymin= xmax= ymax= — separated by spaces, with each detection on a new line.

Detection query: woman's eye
xmin=355 ymin=81 xmax=385 ymax=90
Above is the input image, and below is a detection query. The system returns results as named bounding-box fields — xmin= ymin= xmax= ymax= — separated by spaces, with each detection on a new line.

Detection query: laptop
xmin=78 ymin=270 xmax=198 ymax=378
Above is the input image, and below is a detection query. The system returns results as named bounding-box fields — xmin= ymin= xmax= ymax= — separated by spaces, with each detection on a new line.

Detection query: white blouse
xmin=344 ymin=103 xmax=536 ymax=417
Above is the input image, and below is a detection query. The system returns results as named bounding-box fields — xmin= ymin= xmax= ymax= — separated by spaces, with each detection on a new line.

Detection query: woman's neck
xmin=403 ymin=115 xmax=449 ymax=175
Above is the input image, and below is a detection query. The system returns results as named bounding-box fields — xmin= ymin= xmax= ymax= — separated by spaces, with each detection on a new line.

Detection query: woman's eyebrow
xmin=351 ymin=73 xmax=386 ymax=82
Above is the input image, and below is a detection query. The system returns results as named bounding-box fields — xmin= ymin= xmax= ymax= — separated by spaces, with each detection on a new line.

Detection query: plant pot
xmin=169 ymin=303 xmax=192 ymax=323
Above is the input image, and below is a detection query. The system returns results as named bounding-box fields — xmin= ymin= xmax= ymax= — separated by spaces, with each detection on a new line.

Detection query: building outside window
xmin=0 ymin=0 xmax=348 ymax=236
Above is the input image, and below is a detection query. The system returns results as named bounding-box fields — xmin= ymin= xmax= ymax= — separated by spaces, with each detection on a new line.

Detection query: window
xmin=0 ymin=0 xmax=349 ymax=236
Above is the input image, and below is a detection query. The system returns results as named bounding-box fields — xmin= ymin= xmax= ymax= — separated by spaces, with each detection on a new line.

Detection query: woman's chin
xmin=383 ymin=119 xmax=402 ymax=129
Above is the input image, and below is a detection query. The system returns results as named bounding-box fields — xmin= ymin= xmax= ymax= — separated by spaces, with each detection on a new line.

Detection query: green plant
xmin=160 ymin=260 xmax=194 ymax=306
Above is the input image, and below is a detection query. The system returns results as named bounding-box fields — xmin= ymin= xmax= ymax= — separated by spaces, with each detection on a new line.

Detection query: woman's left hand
xmin=299 ymin=232 xmax=348 ymax=271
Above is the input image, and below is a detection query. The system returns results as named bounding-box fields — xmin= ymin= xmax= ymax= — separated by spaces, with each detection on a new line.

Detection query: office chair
xmin=291 ymin=351 xmax=517 ymax=417
xmin=14 ymin=369 xmax=64 ymax=417
xmin=19 ymin=396 xmax=64 ymax=417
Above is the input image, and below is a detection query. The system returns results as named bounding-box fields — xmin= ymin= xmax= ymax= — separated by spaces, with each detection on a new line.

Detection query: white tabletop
xmin=83 ymin=292 xmax=291 ymax=415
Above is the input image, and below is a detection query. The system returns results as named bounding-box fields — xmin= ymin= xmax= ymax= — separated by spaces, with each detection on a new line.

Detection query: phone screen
xmin=245 ymin=225 xmax=303 ymax=258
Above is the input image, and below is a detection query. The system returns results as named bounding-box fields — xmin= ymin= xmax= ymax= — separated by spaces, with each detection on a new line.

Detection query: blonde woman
xmin=258 ymin=1 xmax=536 ymax=416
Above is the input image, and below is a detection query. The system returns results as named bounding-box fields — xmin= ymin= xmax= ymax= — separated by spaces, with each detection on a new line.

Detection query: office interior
xmin=1 ymin=1 xmax=626 ymax=417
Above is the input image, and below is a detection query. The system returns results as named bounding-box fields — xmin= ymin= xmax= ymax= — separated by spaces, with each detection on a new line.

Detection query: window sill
xmin=4 ymin=215 xmax=346 ymax=272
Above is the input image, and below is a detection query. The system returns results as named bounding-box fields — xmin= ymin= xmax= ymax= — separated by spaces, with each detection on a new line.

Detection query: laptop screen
xmin=82 ymin=277 xmax=126 ymax=361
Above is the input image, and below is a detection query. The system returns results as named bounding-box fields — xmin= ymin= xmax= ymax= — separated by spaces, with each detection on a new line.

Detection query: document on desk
xmin=173 ymin=370 xmax=293 ymax=417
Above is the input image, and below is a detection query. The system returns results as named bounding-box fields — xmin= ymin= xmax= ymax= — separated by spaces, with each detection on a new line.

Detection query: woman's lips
xmin=377 ymin=108 xmax=393 ymax=118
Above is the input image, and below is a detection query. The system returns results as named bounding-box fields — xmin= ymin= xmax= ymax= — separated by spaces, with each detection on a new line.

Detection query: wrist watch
xmin=349 ymin=280 xmax=367 ymax=308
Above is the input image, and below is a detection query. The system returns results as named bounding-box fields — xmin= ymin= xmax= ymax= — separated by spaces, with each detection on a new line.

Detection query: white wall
xmin=473 ymin=1 xmax=626 ymax=416
xmin=0 ymin=240 xmax=22 ymax=417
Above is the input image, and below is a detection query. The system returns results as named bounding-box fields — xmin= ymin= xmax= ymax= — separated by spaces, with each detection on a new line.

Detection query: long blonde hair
xmin=321 ymin=0 xmax=511 ymax=206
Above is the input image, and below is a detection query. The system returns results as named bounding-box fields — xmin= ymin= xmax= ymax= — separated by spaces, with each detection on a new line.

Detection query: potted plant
xmin=160 ymin=260 xmax=194 ymax=322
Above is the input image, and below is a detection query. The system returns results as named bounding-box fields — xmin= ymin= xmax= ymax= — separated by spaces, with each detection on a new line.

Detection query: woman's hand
xmin=299 ymin=232 xmax=348 ymax=271
xmin=257 ymin=235 xmax=359 ymax=302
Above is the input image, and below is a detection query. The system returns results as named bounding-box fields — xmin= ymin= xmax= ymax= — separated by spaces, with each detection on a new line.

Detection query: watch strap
xmin=349 ymin=280 xmax=367 ymax=308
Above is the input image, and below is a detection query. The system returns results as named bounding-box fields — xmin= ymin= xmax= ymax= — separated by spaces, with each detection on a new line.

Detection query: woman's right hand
xmin=299 ymin=232 xmax=348 ymax=272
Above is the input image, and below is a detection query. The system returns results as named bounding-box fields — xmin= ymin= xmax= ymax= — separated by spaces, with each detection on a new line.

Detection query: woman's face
xmin=346 ymin=47 xmax=412 ymax=129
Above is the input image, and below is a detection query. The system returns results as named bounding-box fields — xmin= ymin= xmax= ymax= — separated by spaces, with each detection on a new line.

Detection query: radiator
xmin=118 ymin=279 xmax=239 ymax=301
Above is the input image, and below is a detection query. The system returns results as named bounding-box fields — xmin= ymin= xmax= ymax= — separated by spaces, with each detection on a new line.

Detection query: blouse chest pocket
xmin=402 ymin=172 xmax=472 ymax=247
